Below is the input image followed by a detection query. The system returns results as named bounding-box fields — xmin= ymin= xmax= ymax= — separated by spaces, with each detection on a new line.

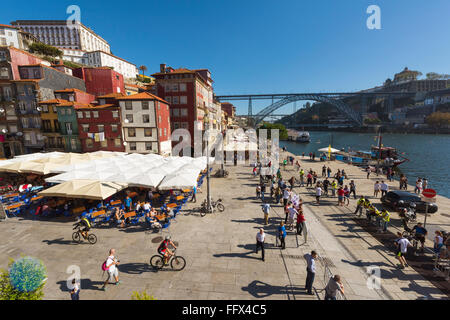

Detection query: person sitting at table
xmin=143 ymin=201 xmax=151 ymax=212
xmin=114 ymin=207 xmax=126 ymax=228
xmin=135 ymin=201 xmax=142 ymax=213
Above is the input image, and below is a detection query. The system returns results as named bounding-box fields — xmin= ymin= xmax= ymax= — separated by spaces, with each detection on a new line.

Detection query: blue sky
xmin=1 ymin=0 xmax=449 ymax=114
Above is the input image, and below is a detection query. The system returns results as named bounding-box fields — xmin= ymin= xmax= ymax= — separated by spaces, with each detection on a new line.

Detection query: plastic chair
xmin=160 ymin=221 xmax=171 ymax=236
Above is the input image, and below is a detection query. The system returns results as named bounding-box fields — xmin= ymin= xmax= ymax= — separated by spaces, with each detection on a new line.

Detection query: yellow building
xmin=39 ymin=99 xmax=66 ymax=151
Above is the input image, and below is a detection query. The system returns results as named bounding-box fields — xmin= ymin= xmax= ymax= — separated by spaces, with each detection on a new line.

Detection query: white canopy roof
xmin=158 ymin=171 xmax=199 ymax=190
xmin=318 ymin=147 xmax=340 ymax=153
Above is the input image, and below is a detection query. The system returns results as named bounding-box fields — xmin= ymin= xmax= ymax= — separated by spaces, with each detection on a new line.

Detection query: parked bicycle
xmin=200 ymin=198 xmax=225 ymax=217
xmin=149 ymin=248 xmax=186 ymax=271
xmin=72 ymin=226 xmax=97 ymax=244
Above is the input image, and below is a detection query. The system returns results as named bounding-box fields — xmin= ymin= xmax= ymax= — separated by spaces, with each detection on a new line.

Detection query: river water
xmin=279 ymin=131 xmax=450 ymax=198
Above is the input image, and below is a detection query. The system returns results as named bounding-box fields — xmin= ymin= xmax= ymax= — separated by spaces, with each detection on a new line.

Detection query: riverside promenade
xmin=0 ymin=155 xmax=447 ymax=300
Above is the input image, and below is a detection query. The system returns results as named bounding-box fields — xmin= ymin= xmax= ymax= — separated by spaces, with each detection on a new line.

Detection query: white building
xmin=11 ymin=20 xmax=110 ymax=53
xmin=0 ymin=24 xmax=20 ymax=47
xmin=60 ymin=48 xmax=138 ymax=80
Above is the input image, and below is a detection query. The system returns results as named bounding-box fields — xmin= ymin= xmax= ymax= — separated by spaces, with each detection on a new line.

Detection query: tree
xmin=139 ymin=65 xmax=148 ymax=77
xmin=0 ymin=257 xmax=46 ymax=300
xmin=426 ymin=111 xmax=450 ymax=128
xmin=258 ymin=122 xmax=288 ymax=140
xmin=426 ymin=72 xmax=450 ymax=80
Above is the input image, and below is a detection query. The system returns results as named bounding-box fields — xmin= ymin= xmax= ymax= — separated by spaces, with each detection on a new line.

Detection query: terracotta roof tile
xmin=38 ymin=99 xmax=69 ymax=105
xmin=116 ymin=92 xmax=168 ymax=104
xmin=74 ymin=104 xmax=116 ymax=110
xmin=96 ymin=93 xmax=127 ymax=99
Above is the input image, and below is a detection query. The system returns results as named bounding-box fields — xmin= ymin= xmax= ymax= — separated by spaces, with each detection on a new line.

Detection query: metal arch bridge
xmin=215 ymin=92 xmax=414 ymax=127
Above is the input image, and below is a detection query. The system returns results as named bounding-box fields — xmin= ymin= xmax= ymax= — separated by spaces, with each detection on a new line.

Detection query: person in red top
xmin=337 ymin=187 xmax=345 ymax=206
xmin=296 ymin=210 xmax=306 ymax=235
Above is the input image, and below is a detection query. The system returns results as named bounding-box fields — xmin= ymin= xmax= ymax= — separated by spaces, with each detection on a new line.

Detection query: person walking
xmin=349 ymin=180 xmax=357 ymax=199
xmin=299 ymin=169 xmax=305 ymax=187
xmin=394 ymin=232 xmax=412 ymax=269
xmin=366 ymin=167 xmax=371 ymax=179
xmin=256 ymin=185 xmax=261 ymax=199
xmin=261 ymin=203 xmax=270 ymax=225
xmin=331 ymin=180 xmax=337 ymax=197
xmin=315 ymin=184 xmax=322 ymax=205
xmin=256 ymin=228 xmax=266 ymax=261
xmin=324 ymin=275 xmax=345 ymax=300
xmin=381 ymin=209 xmax=390 ymax=233
xmin=191 ymin=185 xmax=197 ymax=203
xmin=278 ymin=222 xmax=287 ymax=250
xmin=296 ymin=210 xmax=305 ymax=236
xmin=260 ymin=183 xmax=266 ymax=202
xmin=415 ymin=178 xmax=422 ymax=194
xmin=373 ymin=181 xmax=380 ymax=198
xmin=70 ymin=279 xmax=80 ymax=300
xmin=322 ymin=165 xmax=327 ymax=178
xmin=125 ymin=195 xmax=132 ymax=212
xmin=337 ymin=186 xmax=345 ymax=206
xmin=380 ymin=180 xmax=388 ymax=197
xmin=102 ymin=248 xmax=120 ymax=291
xmin=289 ymin=176 xmax=295 ymax=190
xmin=282 ymin=188 xmax=291 ymax=207
xmin=327 ymin=167 xmax=332 ymax=178
xmin=304 ymin=251 xmax=317 ymax=295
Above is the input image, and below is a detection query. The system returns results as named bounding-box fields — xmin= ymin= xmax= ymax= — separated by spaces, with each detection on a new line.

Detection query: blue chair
xmin=160 ymin=221 xmax=171 ymax=236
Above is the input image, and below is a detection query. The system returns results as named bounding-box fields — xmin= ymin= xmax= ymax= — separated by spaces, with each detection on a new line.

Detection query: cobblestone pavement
xmin=0 ymin=156 xmax=447 ymax=300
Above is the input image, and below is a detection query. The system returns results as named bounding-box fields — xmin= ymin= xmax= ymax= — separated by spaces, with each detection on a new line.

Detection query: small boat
xmin=296 ymin=132 xmax=310 ymax=143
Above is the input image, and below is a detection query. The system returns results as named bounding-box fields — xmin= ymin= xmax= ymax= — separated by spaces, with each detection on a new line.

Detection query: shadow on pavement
xmin=57 ymin=278 xmax=104 ymax=292
xmin=241 ymin=280 xmax=313 ymax=299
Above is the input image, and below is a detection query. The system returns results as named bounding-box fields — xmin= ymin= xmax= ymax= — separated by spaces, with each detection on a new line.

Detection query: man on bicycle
xmin=73 ymin=217 xmax=91 ymax=239
xmin=158 ymin=236 xmax=177 ymax=265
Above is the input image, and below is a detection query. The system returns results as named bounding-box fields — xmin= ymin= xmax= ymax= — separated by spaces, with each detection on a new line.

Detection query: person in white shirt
xmin=143 ymin=202 xmax=151 ymax=212
xmin=315 ymin=185 xmax=322 ymax=205
xmin=283 ymin=188 xmax=291 ymax=206
xmin=394 ymin=232 xmax=412 ymax=269
xmin=256 ymin=229 xmax=266 ymax=261
xmin=287 ymin=205 xmax=298 ymax=225
xmin=101 ymin=248 xmax=120 ymax=291
xmin=380 ymin=181 xmax=389 ymax=197
xmin=374 ymin=181 xmax=381 ymax=198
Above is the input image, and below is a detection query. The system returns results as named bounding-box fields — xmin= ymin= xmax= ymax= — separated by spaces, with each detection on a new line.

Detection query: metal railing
xmin=323 ymin=262 xmax=347 ymax=300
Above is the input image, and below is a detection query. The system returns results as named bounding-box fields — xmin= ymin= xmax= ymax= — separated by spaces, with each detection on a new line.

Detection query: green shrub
xmin=29 ymin=42 xmax=62 ymax=58
xmin=131 ymin=291 xmax=157 ymax=300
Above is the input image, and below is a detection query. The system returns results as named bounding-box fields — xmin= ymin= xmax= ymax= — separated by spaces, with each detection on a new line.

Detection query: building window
xmin=114 ymin=138 xmax=121 ymax=147
xmin=164 ymin=128 xmax=167 ymax=136
xmin=129 ymin=142 xmax=136 ymax=151
xmin=143 ymin=114 xmax=150 ymax=123
xmin=125 ymin=101 xmax=132 ymax=110
xmin=82 ymin=124 xmax=89 ymax=132
xmin=100 ymin=140 xmax=107 ymax=148
xmin=111 ymin=124 xmax=118 ymax=132
xmin=145 ymin=142 xmax=152 ymax=151
xmin=172 ymin=96 xmax=179 ymax=104
xmin=180 ymin=108 xmax=188 ymax=117
xmin=112 ymin=111 xmax=119 ymax=118
xmin=144 ymin=128 xmax=152 ymax=137
xmin=159 ymin=115 xmax=161 ymax=123
xmin=125 ymin=114 xmax=133 ymax=123
xmin=142 ymin=101 xmax=149 ymax=110
xmin=77 ymin=112 xmax=83 ymax=118
xmin=179 ymin=83 xmax=187 ymax=92
xmin=98 ymin=124 xmax=104 ymax=132
xmin=93 ymin=111 xmax=99 ymax=118
xmin=65 ymin=122 xmax=73 ymax=133
xmin=128 ymin=128 xmax=136 ymax=137
xmin=165 ymin=96 xmax=172 ymax=104
xmin=172 ymin=83 xmax=179 ymax=92
xmin=86 ymin=138 xmax=94 ymax=148
xmin=85 ymin=111 xmax=91 ymax=118
xmin=172 ymin=109 xmax=179 ymax=117
xmin=42 ymin=105 xmax=48 ymax=113
xmin=71 ymin=139 xmax=77 ymax=150
xmin=180 ymin=96 xmax=187 ymax=104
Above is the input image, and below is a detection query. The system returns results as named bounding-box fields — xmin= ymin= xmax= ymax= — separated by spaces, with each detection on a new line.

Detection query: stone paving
xmin=0 ymin=154 xmax=448 ymax=300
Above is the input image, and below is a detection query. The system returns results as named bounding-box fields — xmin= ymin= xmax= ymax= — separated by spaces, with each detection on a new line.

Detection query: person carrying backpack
xmin=101 ymin=248 xmax=120 ymax=291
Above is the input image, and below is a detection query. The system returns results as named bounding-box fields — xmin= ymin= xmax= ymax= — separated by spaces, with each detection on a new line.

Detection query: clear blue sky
xmin=2 ymin=0 xmax=449 ymax=114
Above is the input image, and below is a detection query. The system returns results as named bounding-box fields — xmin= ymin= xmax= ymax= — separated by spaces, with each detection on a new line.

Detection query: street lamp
xmin=203 ymin=115 xmax=212 ymax=213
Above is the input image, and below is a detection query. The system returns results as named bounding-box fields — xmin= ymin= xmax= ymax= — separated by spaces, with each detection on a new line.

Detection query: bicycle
xmin=200 ymin=198 xmax=225 ymax=217
xmin=149 ymin=248 xmax=186 ymax=271
xmin=72 ymin=226 xmax=97 ymax=244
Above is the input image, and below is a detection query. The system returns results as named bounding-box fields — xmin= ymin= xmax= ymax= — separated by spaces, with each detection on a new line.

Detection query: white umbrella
xmin=158 ymin=171 xmax=199 ymax=190
xmin=45 ymin=171 xmax=94 ymax=184
xmin=128 ymin=171 xmax=166 ymax=188
xmin=318 ymin=147 xmax=340 ymax=153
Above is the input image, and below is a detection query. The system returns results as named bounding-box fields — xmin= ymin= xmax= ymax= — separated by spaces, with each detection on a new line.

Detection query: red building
xmin=73 ymin=67 xmax=125 ymax=97
xmin=75 ymin=102 xmax=125 ymax=153
xmin=0 ymin=47 xmax=46 ymax=80
xmin=54 ymin=88 xmax=96 ymax=104
xmin=152 ymin=65 xmax=214 ymax=142
xmin=220 ymin=102 xmax=236 ymax=118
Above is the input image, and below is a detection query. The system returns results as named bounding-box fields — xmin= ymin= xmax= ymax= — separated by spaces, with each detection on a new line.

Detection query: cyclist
xmin=158 ymin=236 xmax=177 ymax=265
xmin=73 ymin=217 xmax=91 ymax=239
xmin=412 ymin=222 xmax=427 ymax=251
